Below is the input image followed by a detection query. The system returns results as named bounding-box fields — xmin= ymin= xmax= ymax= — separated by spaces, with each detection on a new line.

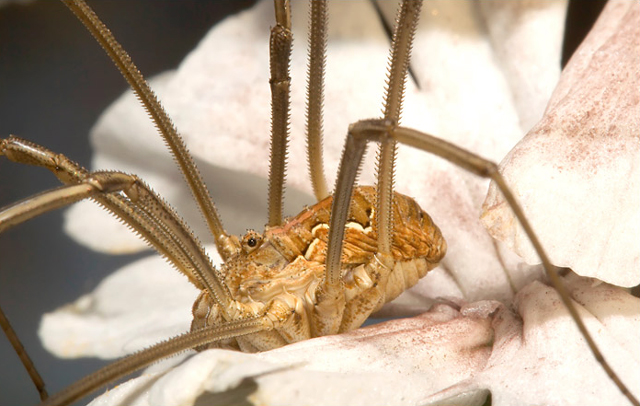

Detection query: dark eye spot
xmin=247 ymin=237 xmax=257 ymax=247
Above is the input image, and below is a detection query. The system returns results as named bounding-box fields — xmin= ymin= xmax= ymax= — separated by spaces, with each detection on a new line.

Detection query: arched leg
xmin=322 ymin=118 xmax=639 ymax=406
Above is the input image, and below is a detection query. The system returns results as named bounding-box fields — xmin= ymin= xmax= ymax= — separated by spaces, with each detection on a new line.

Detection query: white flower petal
xmin=39 ymin=251 xmax=204 ymax=359
xmin=87 ymin=299 xmax=498 ymax=406
xmin=478 ymin=0 xmax=568 ymax=132
xmin=462 ymin=274 xmax=639 ymax=406
xmin=482 ymin=0 xmax=640 ymax=287
xmin=84 ymin=274 xmax=639 ymax=406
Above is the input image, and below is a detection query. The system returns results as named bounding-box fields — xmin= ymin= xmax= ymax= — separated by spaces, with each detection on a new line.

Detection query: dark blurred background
xmin=0 ymin=1 xmax=607 ymax=405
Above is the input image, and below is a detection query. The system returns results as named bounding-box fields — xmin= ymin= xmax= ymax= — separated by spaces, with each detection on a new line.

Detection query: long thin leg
xmin=0 ymin=172 xmax=135 ymax=233
xmin=60 ymin=0 xmax=239 ymax=261
xmin=305 ymin=0 xmax=329 ymax=201
xmin=1 ymin=136 xmax=234 ymax=317
xmin=267 ymin=0 xmax=293 ymax=226
xmin=375 ymin=0 xmax=422 ymax=256
xmin=0 ymin=171 xmax=146 ymax=402
xmin=40 ymin=316 xmax=272 ymax=406
xmin=324 ymin=120 xmax=384 ymax=291
xmin=313 ymin=133 xmax=369 ymax=335
xmin=314 ymin=1 xmax=422 ymax=335
xmin=0 ymin=307 xmax=48 ymax=401
xmin=325 ymin=118 xmax=640 ymax=406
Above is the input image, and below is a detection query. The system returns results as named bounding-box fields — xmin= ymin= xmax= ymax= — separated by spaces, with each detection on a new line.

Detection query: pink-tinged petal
xmin=82 ymin=274 xmax=639 ymax=406
xmin=482 ymin=0 xmax=640 ymax=287
xmin=87 ymin=300 xmax=499 ymax=406
xmin=425 ymin=273 xmax=640 ymax=406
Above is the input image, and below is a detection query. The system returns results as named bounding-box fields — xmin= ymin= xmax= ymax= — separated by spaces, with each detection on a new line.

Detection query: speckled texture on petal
xmin=82 ymin=275 xmax=639 ymax=406
xmin=482 ymin=0 xmax=640 ymax=287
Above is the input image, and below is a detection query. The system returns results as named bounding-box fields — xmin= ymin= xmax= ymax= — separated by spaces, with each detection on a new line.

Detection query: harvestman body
xmin=0 ymin=1 xmax=637 ymax=405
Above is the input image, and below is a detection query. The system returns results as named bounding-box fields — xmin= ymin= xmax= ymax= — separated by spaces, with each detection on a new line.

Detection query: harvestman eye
xmin=242 ymin=231 xmax=263 ymax=253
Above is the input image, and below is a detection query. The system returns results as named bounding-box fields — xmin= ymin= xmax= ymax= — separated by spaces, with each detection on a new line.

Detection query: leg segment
xmin=0 ymin=172 xmax=134 ymax=233
xmin=0 ymin=307 xmax=48 ymax=401
xmin=376 ymin=0 xmax=422 ymax=256
xmin=39 ymin=296 xmax=308 ymax=406
xmin=314 ymin=0 xmax=423 ymax=336
xmin=267 ymin=0 xmax=292 ymax=227
xmin=305 ymin=0 xmax=329 ymax=201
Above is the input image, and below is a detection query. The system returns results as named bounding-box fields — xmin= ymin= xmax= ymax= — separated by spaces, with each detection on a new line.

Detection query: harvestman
xmin=1 ymin=1 xmax=637 ymax=405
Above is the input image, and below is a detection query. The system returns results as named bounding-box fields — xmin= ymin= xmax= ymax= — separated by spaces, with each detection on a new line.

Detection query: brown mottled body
xmin=191 ymin=186 xmax=446 ymax=352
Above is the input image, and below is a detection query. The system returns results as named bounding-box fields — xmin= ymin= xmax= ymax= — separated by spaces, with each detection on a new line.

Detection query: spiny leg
xmin=61 ymin=0 xmax=239 ymax=260
xmin=327 ymin=118 xmax=640 ymax=406
xmin=0 ymin=152 xmax=184 ymax=403
xmin=0 ymin=183 xmax=102 ymax=234
xmin=0 ymin=172 xmax=141 ymax=234
xmin=313 ymin=0 xmax=422 ymax=335
xmin=0 ymin=164 xmax=185 ymax=402
xmin=39 ymin=293 xmax=313 ymax=406
xmin=305 ymin=0 xmax=329 ymax=201
xmin=267 ymin=0 xmax=293 ymax=226
xmin=0 ymin=169 xmax=179 ymax=401
xmin=376 ymin=0 xmax=421 ymax=257
xmin=326 ymin=0 xmax=422 ymax=285
xmin=58 ymin=0 xmax=241 ymax=311
xmin=1 ymin=136 xmax=234 ymax=318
